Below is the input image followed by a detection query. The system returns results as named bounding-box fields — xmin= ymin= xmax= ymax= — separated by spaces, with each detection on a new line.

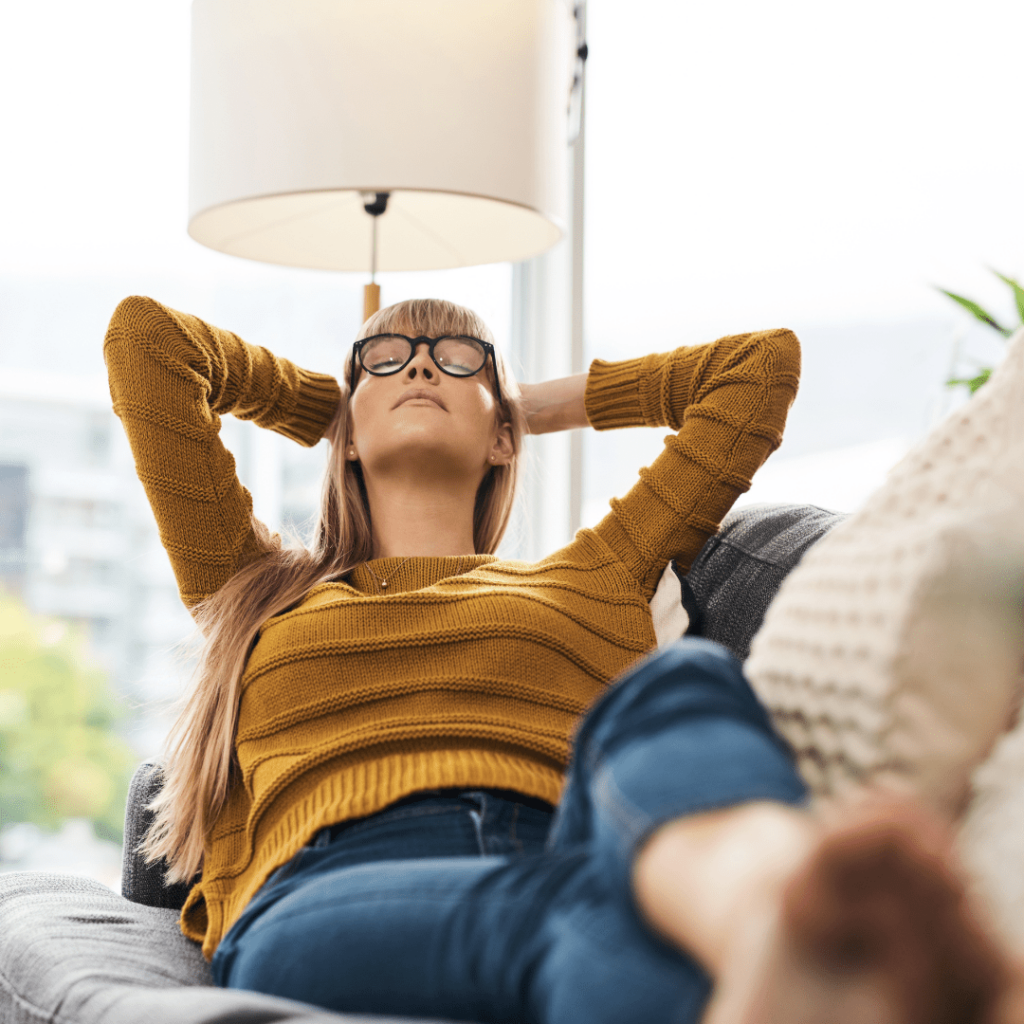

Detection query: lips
xmin=393 ymin=388 xmax=447 ymax=411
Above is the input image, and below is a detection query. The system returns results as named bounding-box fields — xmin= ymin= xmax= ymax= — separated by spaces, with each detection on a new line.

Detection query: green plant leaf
xmin=946 ymin=368 xmax=993 ymax=394
xmin=990 ymin=269 xmax=1024 ymax=328
xmin=937 ymin=288 xmax=1012 ymax=336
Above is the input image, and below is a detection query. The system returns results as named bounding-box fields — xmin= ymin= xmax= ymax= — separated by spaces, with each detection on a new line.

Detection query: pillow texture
xmin=745 ymin=328 xmax=1024 ymax=947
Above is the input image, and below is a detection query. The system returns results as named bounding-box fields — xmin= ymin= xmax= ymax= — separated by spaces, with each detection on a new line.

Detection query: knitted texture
xmin=745 ymin=328 xmax=1024 ymax=947
xmin=104 ymin=296 xmax=800 ymax=959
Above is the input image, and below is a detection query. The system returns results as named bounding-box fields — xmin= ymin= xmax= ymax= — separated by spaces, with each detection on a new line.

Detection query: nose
xmin=405 ymin=340 xmax=437 ymax=383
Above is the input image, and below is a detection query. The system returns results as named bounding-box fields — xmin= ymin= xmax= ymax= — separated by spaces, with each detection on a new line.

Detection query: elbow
xmin=103 ymin=295 xmax=177 ymax=366
xmin=718 ymin=326 xmax=801 ymax=384
xmin=103 ymin=295 xmax=182 ymax=401
xmin=761 ymin=327 xmax=802 ymax=383
xmin=724 ymin=328 xmax=802 ymax=444
xmin=754 ymin=328 xmax=802 ymax=446
xmin=743 ymin=327 xmax=802 ymax=408
xmin=106 ymin=295 xmax=163 ymax=342
xmin=103 ymin=297 xmax=147 ymax=376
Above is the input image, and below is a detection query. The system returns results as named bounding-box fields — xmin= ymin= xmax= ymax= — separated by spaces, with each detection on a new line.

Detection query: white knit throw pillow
xmin=746 ymin=327 xmax=1024 ymax=950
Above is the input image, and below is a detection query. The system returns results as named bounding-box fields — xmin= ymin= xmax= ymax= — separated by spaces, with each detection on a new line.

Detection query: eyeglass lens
xmin=360 ymin=336 xmax=487 ymax=377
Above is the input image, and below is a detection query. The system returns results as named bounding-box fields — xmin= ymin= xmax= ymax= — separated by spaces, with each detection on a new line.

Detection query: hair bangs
xmin=358 ymin=299 xmax=496 ymax=346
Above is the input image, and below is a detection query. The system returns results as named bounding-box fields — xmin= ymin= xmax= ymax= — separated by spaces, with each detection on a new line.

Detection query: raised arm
xmin=586 ymin=329 xmax=801 ymax=598
xmin=519 ymin=374 xmax=590 ymax=434
xmin=103 ymin=295 xmax=341 ymax=609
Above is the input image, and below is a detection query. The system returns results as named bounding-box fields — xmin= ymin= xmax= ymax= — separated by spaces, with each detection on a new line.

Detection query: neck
xmin=363 ymin=474 xmax=481 ymax=559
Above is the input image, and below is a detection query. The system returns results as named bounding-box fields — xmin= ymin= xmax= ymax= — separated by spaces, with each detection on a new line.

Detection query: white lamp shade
xmin=189 ymin=0 xmax=573 ymax=272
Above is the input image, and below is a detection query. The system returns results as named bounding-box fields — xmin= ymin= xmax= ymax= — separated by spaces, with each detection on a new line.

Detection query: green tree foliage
xmin=939 ymin=270 xmax=1024 ymax=395
xmin=0 ymin=596 xmax=135 ymax=842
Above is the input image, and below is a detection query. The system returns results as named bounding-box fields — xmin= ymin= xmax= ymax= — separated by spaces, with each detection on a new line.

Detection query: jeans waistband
xmin=315 ymin=787 xmax=555 ymax=846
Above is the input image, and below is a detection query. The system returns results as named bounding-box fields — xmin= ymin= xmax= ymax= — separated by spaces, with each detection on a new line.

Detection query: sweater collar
xmin=348 ymin=554 xmax=496 ymax=595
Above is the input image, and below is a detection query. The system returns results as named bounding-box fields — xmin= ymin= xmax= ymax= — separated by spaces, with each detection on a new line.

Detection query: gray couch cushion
xmin=679 ymin=502 xmax=847 ymax=662
xmin=0 ymin=872 xmax=443 ymax=1024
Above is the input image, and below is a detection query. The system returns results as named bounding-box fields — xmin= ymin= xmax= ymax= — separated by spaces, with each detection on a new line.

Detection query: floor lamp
xmin=187 ymin=0 xmax=574 ymax=320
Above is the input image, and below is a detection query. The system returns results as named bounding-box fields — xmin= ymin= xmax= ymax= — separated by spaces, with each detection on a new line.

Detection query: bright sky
xmin=1 ymin=0 xmax=1021 ymax=343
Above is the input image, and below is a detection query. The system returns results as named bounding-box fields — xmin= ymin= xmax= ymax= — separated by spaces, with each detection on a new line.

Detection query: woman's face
xmin=346 ymin=337 xmax=512 ymax=487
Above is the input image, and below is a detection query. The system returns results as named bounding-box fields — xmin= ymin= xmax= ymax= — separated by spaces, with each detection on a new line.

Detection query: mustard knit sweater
xmin=104 ymin=296 xmax=800 ymax=959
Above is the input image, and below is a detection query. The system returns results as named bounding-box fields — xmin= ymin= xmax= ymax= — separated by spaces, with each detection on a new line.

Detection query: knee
xmin=641 ymin=636 xmax=741 ymax=680
xmin=580 ymin=639 xmax=770 ymax=758
xmin=617 ymin=637 xmax=751 ymax=711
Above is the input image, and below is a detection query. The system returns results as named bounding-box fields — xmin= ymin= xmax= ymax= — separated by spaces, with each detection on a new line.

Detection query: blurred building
xmin=0 ymin=819 xmax=122 ymax=892
xmin=0 ymin=365 xmax=330 ymax=755
xmin=0 ymin=277 xmax=365 ymax=756
xmin=0 ymin=370 xmax=188 ymax=717
xmin=0 ymin=463 xmax=28 ymax=593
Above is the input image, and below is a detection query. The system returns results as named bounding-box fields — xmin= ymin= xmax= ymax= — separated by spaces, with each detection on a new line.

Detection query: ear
xmin=345 ymin=444 xmax=359 ymax=462
xmin=488 ymin=422 xmax=514 ymax=466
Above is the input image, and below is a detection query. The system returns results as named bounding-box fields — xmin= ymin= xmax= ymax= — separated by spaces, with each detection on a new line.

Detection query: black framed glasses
xmin=351 ymin=333 xmax=502 ymax=405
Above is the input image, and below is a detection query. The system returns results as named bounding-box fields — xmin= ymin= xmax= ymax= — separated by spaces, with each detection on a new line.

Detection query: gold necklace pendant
xmin=365 ymin=555 xmax=412 ymax=593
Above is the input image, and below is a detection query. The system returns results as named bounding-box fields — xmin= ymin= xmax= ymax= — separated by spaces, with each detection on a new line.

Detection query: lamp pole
xmin=361 ymin=191 xmax=389 ymax=321
xmin=568 ymin=1 xmax=587 ymax=537
xmin=508 ymin=2 xmax=587 ymax=560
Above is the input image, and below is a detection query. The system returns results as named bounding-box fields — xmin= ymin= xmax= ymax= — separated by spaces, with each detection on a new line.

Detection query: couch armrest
xmin=122 ymin=761 xmax=196 ymax=910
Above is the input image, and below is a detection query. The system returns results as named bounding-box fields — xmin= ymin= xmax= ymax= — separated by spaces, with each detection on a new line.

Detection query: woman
xmin=104 ymin=295 xmax=1014 ymax=1024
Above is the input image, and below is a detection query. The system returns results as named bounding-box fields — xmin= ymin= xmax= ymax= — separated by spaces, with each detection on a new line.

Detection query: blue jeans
xmin=212 ymin=639 xmax=806 ymax=1023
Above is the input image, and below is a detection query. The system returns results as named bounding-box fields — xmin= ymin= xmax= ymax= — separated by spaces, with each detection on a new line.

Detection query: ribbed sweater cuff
xmin=276 ymin=370 xmax=342 ymax=448
xmin=586 ymin=353 xmax=675 ymax=430
xmin=584 ymin=356 xmax=647 ymax=430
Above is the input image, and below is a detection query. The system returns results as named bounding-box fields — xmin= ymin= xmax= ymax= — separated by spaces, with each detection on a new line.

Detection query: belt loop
xmin=463 ymin=791 xmax=487 ymax=855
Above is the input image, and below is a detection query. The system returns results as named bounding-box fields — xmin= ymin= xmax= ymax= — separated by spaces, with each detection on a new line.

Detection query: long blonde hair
xmin=143 ymin=299 xmax=524 ymax=883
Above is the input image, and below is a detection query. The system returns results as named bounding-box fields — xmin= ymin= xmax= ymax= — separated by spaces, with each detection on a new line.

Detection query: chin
xmin=365 ymin=435 xmax=487 ymax=480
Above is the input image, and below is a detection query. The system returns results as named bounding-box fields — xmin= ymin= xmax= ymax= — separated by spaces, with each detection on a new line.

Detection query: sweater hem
xmin=185 ymin=747 xmax=565 ymax=960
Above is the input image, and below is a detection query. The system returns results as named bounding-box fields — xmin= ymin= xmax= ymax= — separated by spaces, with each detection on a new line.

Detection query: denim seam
xmin=593 ymin=763 xmax=653 ymax=853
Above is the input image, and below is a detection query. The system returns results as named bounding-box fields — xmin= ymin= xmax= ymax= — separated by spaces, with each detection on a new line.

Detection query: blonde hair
xmin=143 ymin=299 xmax=524 ymax=883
